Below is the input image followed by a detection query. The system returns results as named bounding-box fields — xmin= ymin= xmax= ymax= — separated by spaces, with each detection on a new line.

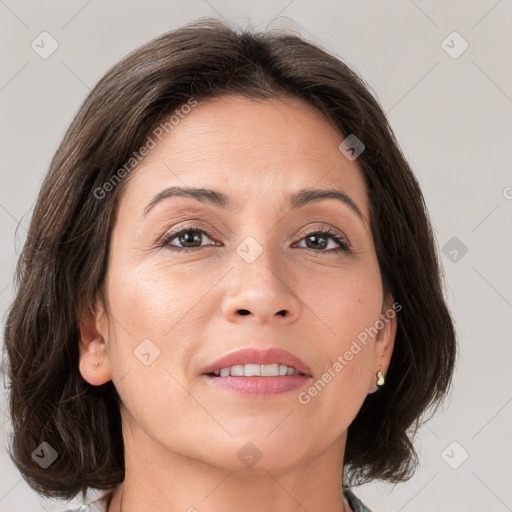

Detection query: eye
xmin=295 ymin=228 xmax=349 ymax=253
xmin=157 ymin=225 xmax=349 ymax=254
xmin=159 ymin=227 xmax=218 ymax=252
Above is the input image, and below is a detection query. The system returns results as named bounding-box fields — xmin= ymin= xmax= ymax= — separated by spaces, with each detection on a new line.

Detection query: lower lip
xmin=202 ymin=375 xmax=312 ymax=396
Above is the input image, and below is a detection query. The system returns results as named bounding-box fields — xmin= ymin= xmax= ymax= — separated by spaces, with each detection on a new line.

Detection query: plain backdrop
xmin=1 ymin=1 xmax=511 ymax=511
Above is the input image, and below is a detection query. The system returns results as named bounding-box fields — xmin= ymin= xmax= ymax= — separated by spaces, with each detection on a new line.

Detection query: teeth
xmin=213 ymin=364 xmax=302 ymax=377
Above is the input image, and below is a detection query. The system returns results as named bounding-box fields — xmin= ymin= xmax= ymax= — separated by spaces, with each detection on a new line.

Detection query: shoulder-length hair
xmin=2 ymin=17 xmax=456 ymax=501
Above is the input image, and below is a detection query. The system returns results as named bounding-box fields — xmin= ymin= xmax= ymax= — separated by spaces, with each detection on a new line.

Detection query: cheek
xmin=104 ymin=260 xmax=224 ymax=384
xmin=306 ymin=256 xmax=383 ymax=342
xmin=103 ymin=264 xmax=208 ymax=430
xmin=106 ymin=258 xmax=220 ymax=335
xmin=297 ymin=277 xmax=379 ymax=437
xmin=300 ymin=260 xmax=382 ymax=404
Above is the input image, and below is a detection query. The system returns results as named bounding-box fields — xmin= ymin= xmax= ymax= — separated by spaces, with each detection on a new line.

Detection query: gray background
xmin=1 ymin=1 xmax=511 ymax=511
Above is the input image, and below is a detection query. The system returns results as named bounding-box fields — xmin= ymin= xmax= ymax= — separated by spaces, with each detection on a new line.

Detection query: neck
xmin=109 ymin=407 xmax=353 ymax=512
xmin=112 ymin=480 xmax=353 ymax=512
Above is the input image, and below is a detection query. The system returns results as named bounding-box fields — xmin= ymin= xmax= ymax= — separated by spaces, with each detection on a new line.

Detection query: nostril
xmin=276 ymin=310 xmax=287 ymax=316
xmin=237 ymin=309 xmax=251 ymax=316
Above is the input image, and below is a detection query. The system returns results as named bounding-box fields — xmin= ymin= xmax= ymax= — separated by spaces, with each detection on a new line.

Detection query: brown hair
xmin=2 ymin=17 xmax=456 ymax=501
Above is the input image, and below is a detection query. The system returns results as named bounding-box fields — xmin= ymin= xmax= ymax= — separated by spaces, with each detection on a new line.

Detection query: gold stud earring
xmin=93 ymin=360 xmax=102 ymax=368
xmin=376 ymin=365 xmax=385 ymax=387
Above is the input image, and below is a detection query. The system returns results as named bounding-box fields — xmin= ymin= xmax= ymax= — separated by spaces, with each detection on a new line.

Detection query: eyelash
xmin=157 ymin=224 xmax=350 ymax=254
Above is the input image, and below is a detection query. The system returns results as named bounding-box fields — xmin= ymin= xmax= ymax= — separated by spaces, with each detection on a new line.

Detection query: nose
xmin=221 ymin=249 xmax=301 ymax=325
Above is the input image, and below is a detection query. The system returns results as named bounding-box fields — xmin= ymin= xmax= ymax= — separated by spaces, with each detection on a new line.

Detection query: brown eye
xmin=173 ymin=230 xmax=206 ymax=248
xmin=160 ymin=228 xmax=217 ymax=251
xmin=295 ymin=229 xmax=349 ymax=253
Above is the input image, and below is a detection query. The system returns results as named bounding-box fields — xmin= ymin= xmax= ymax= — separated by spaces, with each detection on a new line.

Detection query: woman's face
xmin=80 ymin=95 xmax=395 ymax=473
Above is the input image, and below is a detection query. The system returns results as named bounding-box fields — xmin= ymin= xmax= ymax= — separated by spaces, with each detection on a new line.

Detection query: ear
xmin=367 ymin=298 xmax=397 ymax=394
xmin=77 ymin=297 xmax=113 ymax=386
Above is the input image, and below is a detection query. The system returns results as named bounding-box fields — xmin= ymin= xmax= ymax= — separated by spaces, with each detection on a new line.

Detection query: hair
xmin=2 ymin=17 xmax=456 ymax=502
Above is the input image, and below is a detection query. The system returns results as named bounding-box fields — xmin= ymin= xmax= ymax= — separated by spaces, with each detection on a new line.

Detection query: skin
xmin=78 ymin=95 xmax=396 ymax=512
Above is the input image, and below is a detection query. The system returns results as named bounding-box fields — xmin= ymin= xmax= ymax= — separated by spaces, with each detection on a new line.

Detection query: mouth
xmin=201 ymin=347 xmax=313 ymax=396
xmin=205 ymin=363 xmax=308 ymax=378
xmin=201 ymin=347 xmax=313 ymax=378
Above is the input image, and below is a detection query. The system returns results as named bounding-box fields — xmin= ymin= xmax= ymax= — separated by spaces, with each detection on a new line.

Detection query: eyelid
xmin=156 ymin=221 xmax=221 ymax=248
xmin=294 ymin=222 xmax=348 ymax=241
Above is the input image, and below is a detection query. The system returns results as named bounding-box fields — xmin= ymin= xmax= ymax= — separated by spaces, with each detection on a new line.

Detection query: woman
xmin=2 ymin=18 xmax=456 ymax=512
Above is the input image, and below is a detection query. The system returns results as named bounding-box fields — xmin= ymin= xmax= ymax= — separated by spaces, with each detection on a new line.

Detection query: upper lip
xmin=202 ymin=347 xmax=313 ymax=377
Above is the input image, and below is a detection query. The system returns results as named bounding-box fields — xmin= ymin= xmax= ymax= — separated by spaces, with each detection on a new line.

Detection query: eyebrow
xmin=142 ymin=186 xmax=364 ymax=221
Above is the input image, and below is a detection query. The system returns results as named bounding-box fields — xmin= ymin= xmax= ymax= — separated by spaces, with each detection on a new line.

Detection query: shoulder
xmin=344 ymin=486 xmax=374 ymax=512
xmin=59 ymin=494 xmax=109 ymax=512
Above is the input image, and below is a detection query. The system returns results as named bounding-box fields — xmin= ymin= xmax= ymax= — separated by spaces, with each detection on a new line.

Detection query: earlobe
xmin=367 ymin=299 xmax=397 ymax=394
xmin=78 ymin=339 xmax=112 ymax=386
xmin=368 ymin=364 xmax=386 ymax=394
xmin=77 ymin=302 xmax=112 ymax=386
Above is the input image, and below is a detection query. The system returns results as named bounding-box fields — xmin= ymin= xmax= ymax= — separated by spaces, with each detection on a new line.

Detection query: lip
xmin=201 ymin=347 xmax=313 ymax=377
xmin=203 ymin=374 xmax=311 ymax=396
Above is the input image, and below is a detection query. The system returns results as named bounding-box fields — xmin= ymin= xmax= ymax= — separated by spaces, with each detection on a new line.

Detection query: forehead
xmin=121 ymin=95 xmax=369 ymax=220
